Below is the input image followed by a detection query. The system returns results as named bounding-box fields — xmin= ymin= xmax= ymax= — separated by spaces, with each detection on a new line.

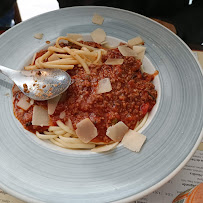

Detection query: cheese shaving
xmin=59 ymin=111 xmax=66 ymax=119
xmin=133 ymin=46 xmax=146 ymax=61
xmin=121 ymin=130 xmax=146 ymax=152
xmin=97 ymin=78 xmax=112 ymax=94
xmin=118 ymin=45 xmax=137 ymax=57
xmin=34 ymin=33 xmax=43 ymax=40
xmin=104 ymin=58 xmax=124 ymax=65
xmin=92 ymin=13 xmax=104 ymax=25
xmin=48 ymin=95 xmax=61 ymax=115
xmin=32 ymin=105 xmax=49 ymax=126
xmin=76 ymin=118 xmax=98 ymax=143
xmin=17 ymin=95 xmax=32 ymax=111
xmin=128 ymin=36 xmax=144 ymax=47
xmin=106 ymin=121 xmax=129 ymax=142
xmin=91 ymin=28 xmax=106 ymax=44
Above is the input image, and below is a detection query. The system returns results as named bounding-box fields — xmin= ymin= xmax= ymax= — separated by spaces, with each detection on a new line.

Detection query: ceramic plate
xmin=0 ymin=6 xmax=202 ymax=203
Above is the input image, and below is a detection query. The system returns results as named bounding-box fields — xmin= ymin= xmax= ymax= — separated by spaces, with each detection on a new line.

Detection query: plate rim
xmin=0 ymin=6 xmax=202 ymax=203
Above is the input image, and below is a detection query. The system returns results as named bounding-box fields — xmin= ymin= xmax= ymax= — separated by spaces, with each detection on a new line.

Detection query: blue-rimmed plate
xmin=0 ymin=6 xmax=202 ymax=203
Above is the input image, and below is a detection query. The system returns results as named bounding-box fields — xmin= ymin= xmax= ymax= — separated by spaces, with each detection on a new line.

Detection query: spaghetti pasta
xmin=63 ymin=47 xmax=90 ymax=74
xmin=12 ymin=32 xmax=158 ymax=153
xmin=24 ymin=36 xmax=104 ymax=73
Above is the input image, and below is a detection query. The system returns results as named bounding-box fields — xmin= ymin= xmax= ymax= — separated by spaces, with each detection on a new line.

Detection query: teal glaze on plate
xmin=0 ymin=6 xmax=202 ymax=203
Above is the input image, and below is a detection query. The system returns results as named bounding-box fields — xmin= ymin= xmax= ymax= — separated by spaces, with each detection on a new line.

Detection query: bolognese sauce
xmin=12 ymin=43 xmax=158 ymax=144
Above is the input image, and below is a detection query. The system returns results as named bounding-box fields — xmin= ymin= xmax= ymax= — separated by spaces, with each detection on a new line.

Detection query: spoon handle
xmin=0 ymin=65 xmax=17 ymax=80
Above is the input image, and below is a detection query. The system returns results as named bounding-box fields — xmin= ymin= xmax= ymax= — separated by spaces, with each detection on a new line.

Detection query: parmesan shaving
xmin=133 ymin=46 xmax=146 ymax=61
xmin=97 ymin=78 xmax=112 ymax=94
xmin=106 ymin=121 xmax=129 ymax=142
xmin=91 ymin=28 xmax=106 ymax=44
xmin=32 ymin=105 xmax=49 ymax=126
xmin=48 ymin=95 xmax=61 ymax=115
xmin=34 ymin=33 xmax=43 ymax=40
xmin=101 ymin=41 xmax=108 ymax=45
xmin=92 ymin=13 xmax=104 ymax=25
xmin=128 ymin=36 xmax=144 ymax=47
xmin=59 ymin=111 xmax=66 ymax=119
xmin=118 ymin=45 xmax=137 ymax=57
xmin=17 ymin=95 xmax=32 ymax=111
xmin=76 ymin=118 xmax=98 ymax=143
xmin=105 ymin=58 xmax=124 ymax=65
xmin=121 ymin=130 xmax=146 ymax=152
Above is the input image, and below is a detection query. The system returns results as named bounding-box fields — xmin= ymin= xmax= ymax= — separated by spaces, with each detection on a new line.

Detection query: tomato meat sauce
xmin=12 ymin=44 xmax=158 ymax=144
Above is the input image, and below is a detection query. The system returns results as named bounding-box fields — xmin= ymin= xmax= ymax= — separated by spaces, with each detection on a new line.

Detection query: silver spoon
xmin=0 ymin=65 xmax=72 ymax=100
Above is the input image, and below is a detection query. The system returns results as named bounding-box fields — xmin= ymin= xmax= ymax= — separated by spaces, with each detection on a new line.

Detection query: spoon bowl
xmin=0 ymin=65 xmax=72 ymax=100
